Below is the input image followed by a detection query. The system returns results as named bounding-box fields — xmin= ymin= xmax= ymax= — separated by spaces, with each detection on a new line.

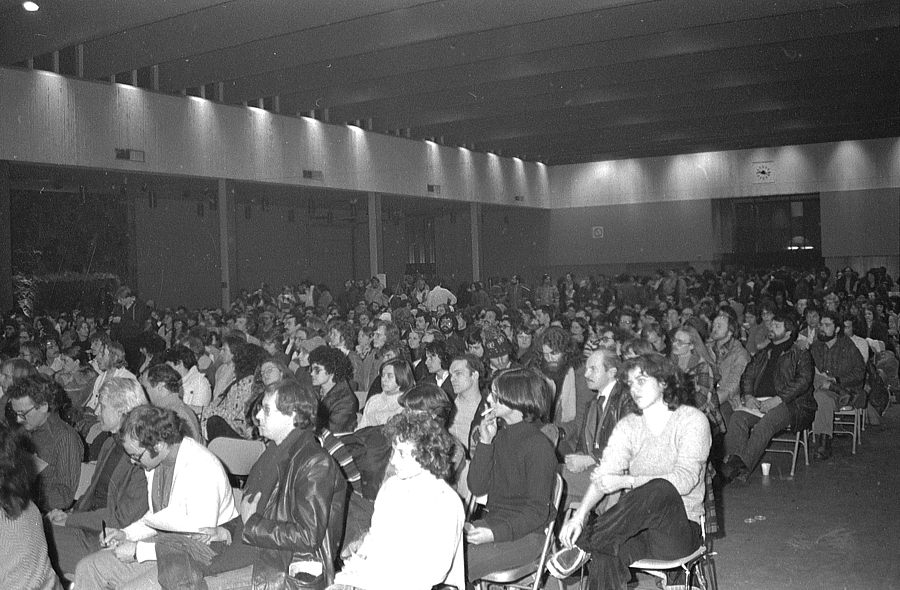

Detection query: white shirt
xmin=181 ymin=366 xmax=212 ymax=410
xmin=336 ymin=472 xmax=464 ymax=590
xmin=424 ymin=286 xmax=457 ymax=312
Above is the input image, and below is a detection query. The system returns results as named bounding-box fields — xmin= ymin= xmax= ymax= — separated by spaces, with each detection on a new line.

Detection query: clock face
xmin=753 ymin=162 xmax=773 ymax=182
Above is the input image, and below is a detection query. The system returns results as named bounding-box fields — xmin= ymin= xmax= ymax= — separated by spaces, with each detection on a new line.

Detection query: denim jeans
xmin=724 ymin=403 xmax=791 ymax=469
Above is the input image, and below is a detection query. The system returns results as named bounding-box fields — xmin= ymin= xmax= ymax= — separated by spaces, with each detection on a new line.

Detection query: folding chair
xmin=833 ymin=407 xmax=863 ymax=454
xmin=475 ymin=473 xmax=564 ymax=590
xmin=630 ymin=514 xmax=717 ymax=590
xmin=765 ymin=429 xmax=810 ymax=477
xmin=208 ymin=437 xmax=267 ymax=486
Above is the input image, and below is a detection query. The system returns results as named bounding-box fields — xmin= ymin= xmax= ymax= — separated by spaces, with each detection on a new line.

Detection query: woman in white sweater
xmin=560 ymin=352 xmax=711 ymax=590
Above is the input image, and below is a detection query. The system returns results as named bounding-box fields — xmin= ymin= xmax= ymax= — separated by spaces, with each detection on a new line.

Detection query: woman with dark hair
xmin=861 ymin=303 xmax=891 ymax=349
xmin=398 ymin=383 xmax=467 ymax=484
xmin=465 ymin=368 xmax=558 ymax=584
xmin=559 ymin=353 xmax=711 ymax=590
xmin=0 ymin=427 xmax=63 ymax=590
xmin=358 ymin=359 xmax=414 ymax=428
xmin=202 ymin=343 xmax=270 ymax=441
xmin=331 ymin=412 xmax=465 ymax=590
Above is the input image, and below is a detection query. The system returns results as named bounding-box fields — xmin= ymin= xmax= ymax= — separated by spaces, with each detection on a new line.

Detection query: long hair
xmin=0 ymin=428 xmax=37 ymax=520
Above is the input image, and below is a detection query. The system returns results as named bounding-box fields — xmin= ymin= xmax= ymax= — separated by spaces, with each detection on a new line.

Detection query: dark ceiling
xmin=1 ymin=0 xmax=898 ymax=165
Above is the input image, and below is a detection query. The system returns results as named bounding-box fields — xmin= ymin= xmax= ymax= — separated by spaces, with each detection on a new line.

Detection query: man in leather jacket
xmin=722 ymin=313 xmax=815 ymax=484
xmin=166 ymin=379 xmax=346 ymax=590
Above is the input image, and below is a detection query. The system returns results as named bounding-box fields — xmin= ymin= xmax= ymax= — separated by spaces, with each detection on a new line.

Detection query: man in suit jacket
xmin=564 ymin=349 xmax=633 ymax=473
xmin=46 ymin=377 xmax=149 ymax=576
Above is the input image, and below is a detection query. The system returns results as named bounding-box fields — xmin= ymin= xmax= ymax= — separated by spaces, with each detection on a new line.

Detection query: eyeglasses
xmin=125 ymin=447 xmax=148 ymax=465
xmin=13 ymin=405 xmax=37 ymax=420
xmin=673 ymin=339 xmax=692 ymax=346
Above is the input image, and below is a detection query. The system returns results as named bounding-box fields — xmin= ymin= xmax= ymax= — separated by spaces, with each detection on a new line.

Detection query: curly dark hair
xmin=233 ymin=343 xmax=270 ymax=381
xmin=621 ymin=353 xmax=693 ymax=413
xmin=6 ymin=373 xmax=66 ymax=411
xmin=384 ymin=411 xmax=455 ymax=481
xmin=0 ymin=427 xmax=37 ymax=519
xmin=399 ymin=383 xmax=453 ymax=427
xmin=121 ymin=405 xmax=187 ymax=457
xmin=307 ymin=346 xmax=353 ymax=383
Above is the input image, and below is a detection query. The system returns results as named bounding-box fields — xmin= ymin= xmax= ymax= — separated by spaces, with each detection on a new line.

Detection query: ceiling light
xmin=23 ymin=2 xmax=39 ymax=11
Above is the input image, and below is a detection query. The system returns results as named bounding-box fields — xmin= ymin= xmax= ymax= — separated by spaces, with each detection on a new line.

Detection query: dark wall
xmin=545 ymin=199 xmax=715 ymax=276
xmin=821 ymin=188 xmax=899 ymax=257
xmin=133 ymin=196 xmax=221 ymax=309
xmin=234 ymin=202 xmax=366 ymax=296
xmin=435 ymin=211 xmax=473 ymax=286
xmin=481 ymin=206 xmax=550 ymax=283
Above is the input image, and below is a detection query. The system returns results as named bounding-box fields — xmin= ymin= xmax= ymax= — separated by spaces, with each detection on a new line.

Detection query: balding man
xmin=564 ymin=349 xmax=634 ymax=474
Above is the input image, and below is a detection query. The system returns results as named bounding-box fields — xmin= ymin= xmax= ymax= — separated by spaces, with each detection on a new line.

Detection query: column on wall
xmin=218 ymin=179 xmax=238 ymax=309
xmin=0 ymin=162 xmax=11 ymax=311
xmin=368 ymin=192 xmax=383 ymax=277
xmin=470 ymin=202 xmax=482 ymax=282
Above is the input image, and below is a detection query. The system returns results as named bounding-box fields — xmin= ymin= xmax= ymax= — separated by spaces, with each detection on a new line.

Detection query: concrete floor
xmin=712 ymin=405 xmax=900 ymax=590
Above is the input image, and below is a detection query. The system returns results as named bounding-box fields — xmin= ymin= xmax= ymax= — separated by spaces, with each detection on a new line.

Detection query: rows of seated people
xmin=0 ymin=264 xmax=898 ymax=590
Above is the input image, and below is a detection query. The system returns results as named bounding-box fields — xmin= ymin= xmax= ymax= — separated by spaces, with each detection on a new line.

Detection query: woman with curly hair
xmin=0 ymin=427 xmax=64 ymax=590
xmin=202 ymin=343 xmax=270 ymax=441
xmin=330 ymin=411 xmax=464 ymax=590
xmin=559 ymin=353 xmax=711 ymax=590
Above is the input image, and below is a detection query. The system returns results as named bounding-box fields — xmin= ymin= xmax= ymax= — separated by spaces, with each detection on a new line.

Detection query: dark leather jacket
xmin=741 ymin=340 xmax=816 ymax=431
xmin=809 ymin=335 xmax=866 ymax=407
xmin=241 ymin=429 xmax=347 ymax=590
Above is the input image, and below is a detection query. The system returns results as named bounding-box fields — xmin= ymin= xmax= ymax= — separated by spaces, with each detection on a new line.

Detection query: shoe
xmin=814 ymin=435 xmax=833 ymax=461
xmin=721 ymin=455 xmax=748 ymax=484
xmin=810 ymin=434 xmax=823 ymax=461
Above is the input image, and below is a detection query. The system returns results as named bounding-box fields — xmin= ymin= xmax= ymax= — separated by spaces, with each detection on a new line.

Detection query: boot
xmin=814 ymin=435 xmax=833 ymax=461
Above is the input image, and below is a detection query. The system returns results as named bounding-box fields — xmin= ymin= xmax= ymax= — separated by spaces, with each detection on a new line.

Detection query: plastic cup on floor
xmin=760 ymin=462 xmax=771 ymax=476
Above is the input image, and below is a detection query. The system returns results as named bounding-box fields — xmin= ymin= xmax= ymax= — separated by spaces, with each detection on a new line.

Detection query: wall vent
xmin=427 ymin=184 xmax=441 ymax=194
xmin=302 ymin=169 xmax=324 ymax=181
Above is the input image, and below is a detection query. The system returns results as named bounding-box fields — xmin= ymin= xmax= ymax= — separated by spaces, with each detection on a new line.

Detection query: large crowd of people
xmin=0 ymin=264 xmax=898 ymax=590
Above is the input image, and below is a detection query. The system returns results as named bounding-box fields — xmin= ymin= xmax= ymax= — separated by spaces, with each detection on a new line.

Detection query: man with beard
xmin=809 ymin=310 xmax=865 ymax=461
xmin=722 ymin=313 xmax=814 ymax=484
xmin=538 ymin=327 xmax=591 ymax=445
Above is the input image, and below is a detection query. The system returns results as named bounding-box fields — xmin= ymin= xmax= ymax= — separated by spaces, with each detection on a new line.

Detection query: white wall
xmin=549 ymin=137 xmax=900 ymax=206
xmin=0 ymin=66 xmax=551 ymax=208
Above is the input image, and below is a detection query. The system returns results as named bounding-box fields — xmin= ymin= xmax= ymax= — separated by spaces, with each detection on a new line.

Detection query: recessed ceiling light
xmin=23 ymin=2 xmax=40 ymax=11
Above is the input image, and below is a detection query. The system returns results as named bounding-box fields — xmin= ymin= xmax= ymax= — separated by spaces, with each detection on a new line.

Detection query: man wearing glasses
xmin=74 ymin=406 xmax=236 ymax=590
xmin=7 ymin=374 xmax=83 ymax=511
xmin=308 ymin=345 xmax=358 ymax=433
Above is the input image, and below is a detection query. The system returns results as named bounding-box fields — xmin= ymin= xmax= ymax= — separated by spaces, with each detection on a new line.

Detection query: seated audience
xmin=330 ymin=412 xmax=464 ymax=590
xmin=358 ymin=358 xmax=413 ymax=429
xmin=140 ymin=364 xmax=203 ymax=443
xmin=46 ymin=377 xmax=148 ymax=576
xmin=165 ymin=345 xmax=212 ymax=415
xmin=164 ymin=379 xmax=347 ymax=589
xmin=448 ymin=354 xmax=484 ymax=449
xmin=466 ymin=368 xmax=557 ymax=584
xmin=722 ymin=313 xmax=815 ymax=483
xmin=74 ymin=406 xmax=237 ymax=590
xmin=707 ymin=314 xmax=751 ymax=425
xmin=559 ymin=353 xmax=711 ymax=590
xmin=8 ymin=374 xmax=83 ymax=511
xmin=308 ymin=345 xmax=358 ymax=434
xmin=202 ymin=343 xmax=268 ymax=441
xmin=809 ymin=310 xmax=866 ymax=461
xmin=0 ymin=427 xmax=64 ymax=590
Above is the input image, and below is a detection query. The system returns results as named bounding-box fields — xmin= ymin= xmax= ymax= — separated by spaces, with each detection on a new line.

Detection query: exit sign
xmin=592 ymin=226 xmax=604 ymax=239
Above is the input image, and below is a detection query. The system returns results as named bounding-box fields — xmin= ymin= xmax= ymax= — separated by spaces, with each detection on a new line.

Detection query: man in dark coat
xmin=722 ymin=313 xmax=815 ymax=483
